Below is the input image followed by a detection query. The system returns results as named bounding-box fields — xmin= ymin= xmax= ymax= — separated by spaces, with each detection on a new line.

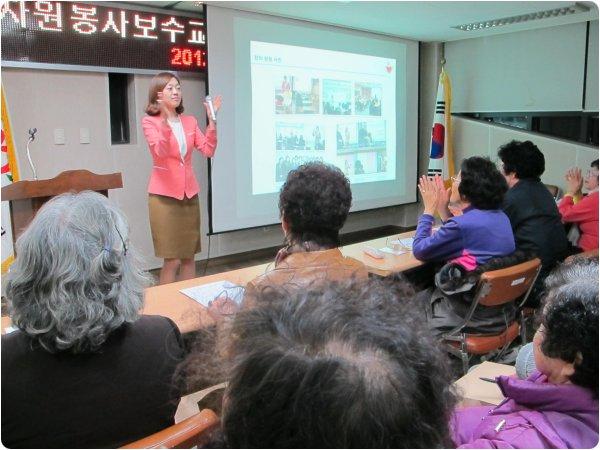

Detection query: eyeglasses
xmin=451 ymin=175 xmax=461 ymax=184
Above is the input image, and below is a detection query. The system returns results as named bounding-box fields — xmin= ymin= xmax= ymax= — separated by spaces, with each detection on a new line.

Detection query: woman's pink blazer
xmin=142 ymin=114 xmax=217 ymax=200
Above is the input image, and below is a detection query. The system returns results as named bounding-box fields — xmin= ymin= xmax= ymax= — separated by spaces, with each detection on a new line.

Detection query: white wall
xmin=585 ymin=20 xmax=599 ymax=111
xmin=3 ymin=63 xmax=430 ymax=271
xmin=446 ymin=22 xmax=591 ymax=112
xmin=453 ymin=116 xmax=599 ymax=188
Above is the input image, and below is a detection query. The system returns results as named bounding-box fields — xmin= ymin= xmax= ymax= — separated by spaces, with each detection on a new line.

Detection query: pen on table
xmin=479 ymin=377 xmax=497 ymax=383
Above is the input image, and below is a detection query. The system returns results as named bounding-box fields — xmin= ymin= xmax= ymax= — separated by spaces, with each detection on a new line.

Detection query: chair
xmin=565 ymin=248 xmax=599 ymax=264
xmin=121 ymin=409 xmax=220 ymax=449
xmin=442 ymin=258 xmax=542 ymax=374
xmin=544 ymin=184 xmax=562 ymax=200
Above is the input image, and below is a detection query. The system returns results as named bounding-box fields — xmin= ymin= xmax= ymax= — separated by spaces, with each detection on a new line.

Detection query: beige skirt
xmin=148 ymin=194 xmax=201 ymax=259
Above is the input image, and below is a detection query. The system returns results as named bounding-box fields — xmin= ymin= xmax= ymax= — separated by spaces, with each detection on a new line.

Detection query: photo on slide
xmin=336 ymin=121 xmax=386 ymax=154
xmin=274 ymin=75 xmax=320 ymax=114
xmin=275 ymin=154 xmax=324 ymax=182
xmin=322 ymin=79 xmax=352 ymax=115
xmin=276 ymin=123 xmax=325 ymax=151
xmin=354 ymin=82 xmax=382 ymax=116
xmin=340 ymin=151 xmax=388 ymax=176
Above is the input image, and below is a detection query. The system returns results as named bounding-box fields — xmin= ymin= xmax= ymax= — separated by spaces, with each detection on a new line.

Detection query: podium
xmin=1 ymin=170 xmax=123 ymax=250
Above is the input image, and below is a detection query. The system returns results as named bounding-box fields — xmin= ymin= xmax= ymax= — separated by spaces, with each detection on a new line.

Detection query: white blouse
xmin=168 ymin=118 xmax=187 ymax=159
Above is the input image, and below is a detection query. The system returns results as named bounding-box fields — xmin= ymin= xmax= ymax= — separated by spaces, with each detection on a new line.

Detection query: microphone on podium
xmin=26 ymin=127 xmax=38 ymax=180
xmin=205 ymin=95 xmax=217 ymax=122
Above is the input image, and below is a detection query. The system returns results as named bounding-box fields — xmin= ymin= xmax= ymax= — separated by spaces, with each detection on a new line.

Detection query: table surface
xmin=340 ymin=230 xmax=423 ymax=277
xmin=141 ymin=262 xmax=271 ymax=334
xmin=2 ymin=231 xmax=425 ymax=335
xmin=454 ymin=361 xmax=516 ymax=406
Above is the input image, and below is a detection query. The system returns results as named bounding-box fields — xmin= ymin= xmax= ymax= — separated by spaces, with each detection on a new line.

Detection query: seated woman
xmin=559 ymin=159 xmax=599 ymax=251
xmin=242 ymin=162 xmax=367 ymax=308
xmin=413 ymin=157 xmax=516 ymax=335
xmin=414 ymin=156 xmax=515 ymax=267
xmin=516 ymin=258 xmax=598 ymax=380
xmin=452 ymin=258 xmax=598 ymax=448
xmin=204 ymin=279 xmax=458 ymax=448
xmin=1 ymin=191 xmax=185 ymax=449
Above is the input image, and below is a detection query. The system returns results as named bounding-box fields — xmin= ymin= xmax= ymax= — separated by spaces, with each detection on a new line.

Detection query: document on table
xmin=380 ymin=247 xmax=407 ymax=255
xmin=389 ymin=238 xmax=414 ymax=249
xmin=180 ymin=280 xmax=245 ymax=307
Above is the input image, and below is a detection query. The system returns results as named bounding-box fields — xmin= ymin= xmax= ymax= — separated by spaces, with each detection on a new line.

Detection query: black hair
xmin=540 ymin=259 xmax=599 ymax=396
xmin=591 ymin=159 xmax=599 ymax=170
xmin=497 ymin=140 xmax=545 ymax=180
xmin=279 ymin=162 xmax=352 ymax=248
xmin=221 ymin=278 xmax=457 ymax=448
xmin=458 ymin=156 xmax=508 ymax=209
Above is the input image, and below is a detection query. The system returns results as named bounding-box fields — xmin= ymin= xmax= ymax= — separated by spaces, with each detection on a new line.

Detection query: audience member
xmin=210 ymin=162 xmax=367 ymax=317
xmin=497 ymin=140 xmax=569 ymax=276
xmin=414 ymin=157 xmax=515 ymax=267
xmin=452 ymin=258 xmax=599 ymax=448
xmin=516 ymin=257 xmax=598 ymax=379
xmin=207 ymin=279 xmax=457 ymax=448
xmin=559 ymin=159 xmax=599 ymax=251
xmin=1 ymin=191 xmax=185 ymax=448
xmin=413 ymin=157 xmax=516 ymax=335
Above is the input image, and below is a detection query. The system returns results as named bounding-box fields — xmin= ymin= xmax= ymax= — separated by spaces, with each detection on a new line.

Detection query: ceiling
xmin=127 ymin=1 xmax=598 ymax=42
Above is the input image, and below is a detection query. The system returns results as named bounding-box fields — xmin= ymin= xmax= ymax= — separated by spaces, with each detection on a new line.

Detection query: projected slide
xmin=251 ymin=41 xmax=397 ymax=195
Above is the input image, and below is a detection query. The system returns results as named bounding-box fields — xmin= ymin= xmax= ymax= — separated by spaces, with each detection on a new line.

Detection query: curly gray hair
xmin=6 ymin=191 xmax=152 ymax=353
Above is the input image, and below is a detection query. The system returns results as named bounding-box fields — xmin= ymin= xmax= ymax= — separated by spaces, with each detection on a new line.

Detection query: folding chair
xmin=121 ymin=409 xmax=220 ymax=449
xmin=442 ymin=258 xmax=542 ymax=374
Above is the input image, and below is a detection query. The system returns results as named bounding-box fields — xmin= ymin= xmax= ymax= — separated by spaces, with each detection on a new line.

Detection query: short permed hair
xmin=6 ymin=191 xmax=151 ymax=354
xmin=279 ymin=162 xmax=352 ymax=247
xmin=540 ymin=259 xmax=598 ymax=396
xmin=221 ymin=278 xmax=457 ymax=448
xmin=459 ymin=156 xmax=508 ymax=209
xmin=497 ymin=140 xmax=545 ymax=180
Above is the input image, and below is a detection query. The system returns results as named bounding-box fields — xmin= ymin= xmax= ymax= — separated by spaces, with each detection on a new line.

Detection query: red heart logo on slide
xmin=386 ymin=64 xmax=392 ymax=73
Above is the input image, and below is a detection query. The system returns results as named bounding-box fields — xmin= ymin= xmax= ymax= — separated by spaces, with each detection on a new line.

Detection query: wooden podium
xmin=1 ymin=170 xmax=123 ymax=249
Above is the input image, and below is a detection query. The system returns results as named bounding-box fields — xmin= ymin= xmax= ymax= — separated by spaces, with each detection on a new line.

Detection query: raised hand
xmin=211 ymin=95 xmax=222 ymax=113
xmin=204 ymin=95 xmax=222 ymax=125
xmin=564 ymin=167 xmax=583 ymax=196
xmin=418 ymin=175 xmax=439 ymax=216
xmin=433 ymin=175 xmax=452 ymax=220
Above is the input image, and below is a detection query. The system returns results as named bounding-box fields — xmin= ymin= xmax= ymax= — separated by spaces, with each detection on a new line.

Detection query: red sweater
xmin=558 ymin=191 xmax=599 ymax=250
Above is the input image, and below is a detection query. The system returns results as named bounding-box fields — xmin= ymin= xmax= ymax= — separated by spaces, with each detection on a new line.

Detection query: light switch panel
xmin=80 ymin=128 xmax=90 ymax=144
xmin=53 ymin=128 xmax=65 ymax=145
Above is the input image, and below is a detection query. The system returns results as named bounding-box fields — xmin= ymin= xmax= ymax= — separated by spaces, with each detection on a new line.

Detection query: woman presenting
xmin=142 ymin=72 xmax=221 ymax=284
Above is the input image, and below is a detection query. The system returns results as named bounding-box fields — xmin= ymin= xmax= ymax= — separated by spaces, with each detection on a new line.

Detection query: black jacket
xmin=1 ymin=315 xmax=185 ymax=448
xmin=503 ymin=179 xmax=569 ymax=269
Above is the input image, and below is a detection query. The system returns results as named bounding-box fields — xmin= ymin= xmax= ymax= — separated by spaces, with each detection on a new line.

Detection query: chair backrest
xmin=121 ymin=409 xmax=220 ymax=449
xmin=474 ymin=258 xmax=541 ymax=307
xmin=544 ymin=184 xmax=561 ymax=200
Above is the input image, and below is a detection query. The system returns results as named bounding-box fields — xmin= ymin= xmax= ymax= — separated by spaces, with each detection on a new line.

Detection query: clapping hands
xmin=564 ymin=167 xmax=583 ymax=196
xmin=417 ymin=175 xmax=442 ymax=215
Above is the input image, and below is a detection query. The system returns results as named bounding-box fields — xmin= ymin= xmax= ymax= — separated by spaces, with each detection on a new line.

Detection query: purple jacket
xmin=452 ymin=371 xmax=599 ymax=448
xmin=413 ymin=207 xmax=515 ymax=271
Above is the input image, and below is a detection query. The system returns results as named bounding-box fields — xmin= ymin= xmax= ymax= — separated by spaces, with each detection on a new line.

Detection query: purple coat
xmin=452 ymin=371 xmax=598 ymax=448
xmin=413 ymin=207 xmax=515 ymax=271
